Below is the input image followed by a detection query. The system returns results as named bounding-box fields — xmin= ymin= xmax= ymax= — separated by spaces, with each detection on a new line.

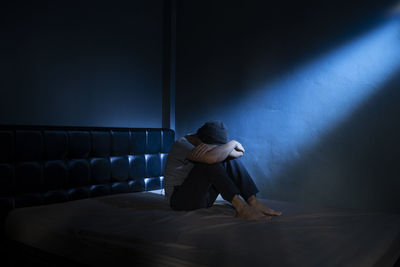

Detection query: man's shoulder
xmin=170 ymin=136 xmax=194 ymax=152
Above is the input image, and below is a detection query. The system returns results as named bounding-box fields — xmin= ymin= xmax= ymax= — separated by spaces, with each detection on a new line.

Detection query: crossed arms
xmin=185 ymin=134 xmax=245 ymax=164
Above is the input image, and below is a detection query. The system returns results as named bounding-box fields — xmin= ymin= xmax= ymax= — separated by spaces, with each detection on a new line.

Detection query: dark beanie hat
xmin=196 ymin=120 xmax=228 ymax=144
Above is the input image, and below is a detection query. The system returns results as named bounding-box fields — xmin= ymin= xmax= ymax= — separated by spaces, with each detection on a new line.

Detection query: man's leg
xmin=170 ymin=161 xmax=271 ymax=220
xmin=170 ymin=162 xmax=240 ymax=211
xmin=225 ymin=158 xmax=282 ymax=216
xmin=224 ymin=158 xmax=259 ymax=201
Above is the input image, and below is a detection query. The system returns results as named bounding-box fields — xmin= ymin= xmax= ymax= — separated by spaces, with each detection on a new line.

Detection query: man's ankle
xmin=231 ymin=195 xmax=246 ymax=213
xmin=247 ymin=195 xmax=257 ymax=206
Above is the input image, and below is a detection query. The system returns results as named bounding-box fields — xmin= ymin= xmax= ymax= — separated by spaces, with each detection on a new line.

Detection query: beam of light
xmin=228 ymin=18 xmax=400 ymax=179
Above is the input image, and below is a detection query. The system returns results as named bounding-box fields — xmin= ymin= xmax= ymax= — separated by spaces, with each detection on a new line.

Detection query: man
xmin=164 ymin=120 xmax=282 ymax=220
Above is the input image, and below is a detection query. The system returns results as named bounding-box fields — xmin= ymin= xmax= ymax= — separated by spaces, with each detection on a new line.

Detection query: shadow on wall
xmin=264 ymin=67 xmax=400 ymax=213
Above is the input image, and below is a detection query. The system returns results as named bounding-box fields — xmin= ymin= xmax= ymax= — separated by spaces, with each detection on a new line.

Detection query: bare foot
xmin=231 ymin=194 xmax=270 ymax=221
xmin=236 ymin=205 xmax=271 ymax=221
xmin=247 ymin=196 xmax=282 ymax=216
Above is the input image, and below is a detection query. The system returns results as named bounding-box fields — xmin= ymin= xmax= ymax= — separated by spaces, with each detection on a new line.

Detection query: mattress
xmin=4 ymin=192 xmax=400 ymax=267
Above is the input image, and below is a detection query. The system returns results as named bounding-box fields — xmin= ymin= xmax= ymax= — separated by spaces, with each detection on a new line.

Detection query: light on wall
xmin=232 ymin=17 xmax=400 ymax=178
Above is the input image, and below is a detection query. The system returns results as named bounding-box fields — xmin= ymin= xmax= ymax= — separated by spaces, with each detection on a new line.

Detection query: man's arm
xmin=185 ymin=135 xmax=244 ymax=164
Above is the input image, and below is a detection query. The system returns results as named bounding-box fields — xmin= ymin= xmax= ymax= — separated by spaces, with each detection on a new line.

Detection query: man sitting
xmin=164 ymin=120 xmax=282 ymax=220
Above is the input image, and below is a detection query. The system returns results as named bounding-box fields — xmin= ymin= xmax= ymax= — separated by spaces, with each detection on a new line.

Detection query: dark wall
xmin=0 ymin=0 xmax=163 ymax=127
xmin=176 ymin=0 xmax=400 ymax=212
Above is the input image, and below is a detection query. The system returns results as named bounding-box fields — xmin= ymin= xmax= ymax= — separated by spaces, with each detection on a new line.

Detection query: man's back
xmin=163 ymin=136 xmax=195 ymax=202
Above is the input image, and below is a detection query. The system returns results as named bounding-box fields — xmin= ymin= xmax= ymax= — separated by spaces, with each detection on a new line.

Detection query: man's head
xmin=196 ymin=120 xmax=228 ymax=145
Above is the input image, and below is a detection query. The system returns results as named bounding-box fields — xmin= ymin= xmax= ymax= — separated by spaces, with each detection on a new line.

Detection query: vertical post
xmin=162 ymin=0 xmax=176 ymax=130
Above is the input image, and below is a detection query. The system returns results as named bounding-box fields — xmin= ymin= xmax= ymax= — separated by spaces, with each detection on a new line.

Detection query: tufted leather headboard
xmin=0 ymin=125 xmax=174 ymax=230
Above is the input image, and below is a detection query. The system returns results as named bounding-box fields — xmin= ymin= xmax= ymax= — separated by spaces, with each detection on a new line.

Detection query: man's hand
xmin=234 ymin=141 xmax=245 ymax=153
xmin=229 ymin=149 xmax=244 ymax=159
xmin=228 ymin=140 xmax=245 ymax=159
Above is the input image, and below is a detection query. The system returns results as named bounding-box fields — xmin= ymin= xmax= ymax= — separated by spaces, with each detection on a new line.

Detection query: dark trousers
xmin=170 ymin=158 xmax=259 ymax=211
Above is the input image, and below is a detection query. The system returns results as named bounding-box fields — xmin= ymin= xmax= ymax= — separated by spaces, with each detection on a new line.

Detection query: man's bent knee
xmin=225 ymin=157 xmax=245 ymax=167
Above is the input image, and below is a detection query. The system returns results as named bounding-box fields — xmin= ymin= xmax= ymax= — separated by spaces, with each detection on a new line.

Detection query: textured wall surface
xmin=0 ymin=0 xmax=163 ymax=127
xmin=176 ymin=0 xmax=400 ymax=212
